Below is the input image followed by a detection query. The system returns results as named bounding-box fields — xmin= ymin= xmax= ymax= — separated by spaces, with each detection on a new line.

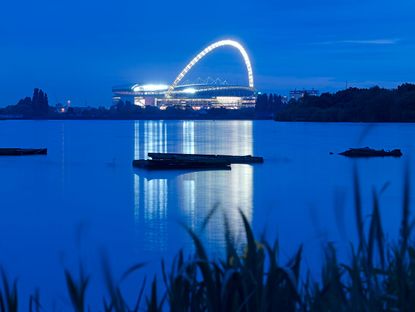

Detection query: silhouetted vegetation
xmin=1 ymin=170 xmax=415 ymax=311
xmin=255 ymin=93 xmax=285 ymax=118
xmin=0 ymin=88 xmax=49 ymax=117
xmin=0 ymin=92 xmax=261 ymax=120
xmin=4 ymin=84 xmax=415 ymax=121
xmin=277 ymin=84 xmax=415 ymax=122
xmin=0 ymin=88 xmax=282 ymax=120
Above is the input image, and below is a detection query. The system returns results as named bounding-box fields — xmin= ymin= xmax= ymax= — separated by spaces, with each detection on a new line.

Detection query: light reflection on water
xmin=1 ymin=120 xmax=415 ymax=309
xmin=133 ymin=120 xmax=253 ymax=253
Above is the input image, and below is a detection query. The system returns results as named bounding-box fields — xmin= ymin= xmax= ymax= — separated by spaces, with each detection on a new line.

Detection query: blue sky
xmin=0 ymin=0 xmax=414 ymax=106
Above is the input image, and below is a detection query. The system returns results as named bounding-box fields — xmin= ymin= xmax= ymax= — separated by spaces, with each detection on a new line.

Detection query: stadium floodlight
xmin=182 ymin=87 xmax=197 ymax=94
xmin=132 ymin=84 xmax=169 ymax=92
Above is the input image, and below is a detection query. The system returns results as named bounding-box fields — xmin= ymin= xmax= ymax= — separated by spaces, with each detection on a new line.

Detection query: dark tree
xmin=276 ymin=84 xmax=415 ymax=122
xmin=31 ymin=88 xmax=49 ymax=115
xmin=255 ymin=93 xmax=285 ymax=118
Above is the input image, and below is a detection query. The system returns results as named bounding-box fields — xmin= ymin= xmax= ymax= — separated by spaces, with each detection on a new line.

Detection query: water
xmin=0 ymin=120 xmax=414 ymax=308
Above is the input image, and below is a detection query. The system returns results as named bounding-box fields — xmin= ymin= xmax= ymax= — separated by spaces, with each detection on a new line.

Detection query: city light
xmin=112 ymin=39 xmax=256 ymax=110
xmin=182 ymin=87 xmax=197 ymax=94
xmin=132 ymin=84 xmax=169 ymax=92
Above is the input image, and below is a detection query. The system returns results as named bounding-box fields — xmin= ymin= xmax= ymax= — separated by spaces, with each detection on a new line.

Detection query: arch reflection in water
xmin=133 ymin=120 xmax=254 ymax=253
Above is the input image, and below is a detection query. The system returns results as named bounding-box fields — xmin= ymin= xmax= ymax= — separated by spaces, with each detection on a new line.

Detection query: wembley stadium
xmin=112 ymin=40 xmax=257 ymax=110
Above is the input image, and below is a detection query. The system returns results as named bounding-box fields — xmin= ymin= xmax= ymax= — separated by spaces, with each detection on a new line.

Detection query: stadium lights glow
xmin=166 ymin=39 xmax=254 ymax=98
xmin=182 ymin=87 xmax=197 ymax=94
xmin=132 ymin=84 xmax=169 ymax=92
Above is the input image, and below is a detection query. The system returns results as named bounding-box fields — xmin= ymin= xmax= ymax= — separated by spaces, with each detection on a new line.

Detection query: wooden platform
xmin=148 ymin=153 xmax=264 ymax=164
xmin=0 ymin=148 xmax=47 ymax=156
xmin=132 ymin=159 xmax=231 ymax=170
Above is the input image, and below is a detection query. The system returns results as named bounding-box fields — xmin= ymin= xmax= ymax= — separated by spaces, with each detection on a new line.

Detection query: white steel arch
xmin=165 ymin=39 xmax=254 ymax=98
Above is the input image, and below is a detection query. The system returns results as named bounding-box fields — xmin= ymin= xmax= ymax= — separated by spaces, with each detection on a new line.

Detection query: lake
xmin=0 ymin=120 xmax=414 ymax=308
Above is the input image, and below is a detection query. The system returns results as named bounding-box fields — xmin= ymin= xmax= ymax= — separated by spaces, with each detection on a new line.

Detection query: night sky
xmin=1 ymin=0 xmax=414 ymax=107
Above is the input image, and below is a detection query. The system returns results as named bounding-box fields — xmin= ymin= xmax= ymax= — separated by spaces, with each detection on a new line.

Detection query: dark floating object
xmin=339 ymin=147 xmax=402 ymax=158
xmin=133 ymin=153 xmax=264 ymax=170
xmin=0 ymin=148 xmax=47 ymax=156
xmin=132 ymin=159 xmax=231 ymax=170
xmin=148 ymin=152 xmax=264 ymax=164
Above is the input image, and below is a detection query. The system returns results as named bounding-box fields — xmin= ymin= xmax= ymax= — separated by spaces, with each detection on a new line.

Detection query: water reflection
xmin=133 ymin=120 xmax=254 ymax=252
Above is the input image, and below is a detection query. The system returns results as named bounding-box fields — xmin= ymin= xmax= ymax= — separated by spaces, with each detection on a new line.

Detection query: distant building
xmin=289 ymin=89 xmax=320 ymax=101
xmin=112 ymin=39 xmax=257 ymax=110
xmin=112 ymin=83 xmax=256 ymax=110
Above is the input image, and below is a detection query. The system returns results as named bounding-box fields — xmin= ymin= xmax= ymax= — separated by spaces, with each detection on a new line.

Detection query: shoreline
xmin=0 ymin=116 xmax=272 ymax=121
xmin=1 ymin=117 xmax=415 ymax=123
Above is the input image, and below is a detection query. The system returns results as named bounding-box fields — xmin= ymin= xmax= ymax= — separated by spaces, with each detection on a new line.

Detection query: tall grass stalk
xmin=0 ymin=171 xmax=414 ymax=311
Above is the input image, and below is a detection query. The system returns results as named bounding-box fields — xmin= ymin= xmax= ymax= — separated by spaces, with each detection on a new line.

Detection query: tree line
xmin=276 ymin=84 xmax=415 ymax=122
xmin=0 ymin=88 xmax=49 ymax=116
xmin=255 ymin=93 xmax=285 ymax=117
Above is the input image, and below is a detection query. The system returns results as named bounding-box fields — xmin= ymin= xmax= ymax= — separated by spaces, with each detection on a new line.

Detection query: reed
xmin=0 ymin=170 xmax=414 ymax=311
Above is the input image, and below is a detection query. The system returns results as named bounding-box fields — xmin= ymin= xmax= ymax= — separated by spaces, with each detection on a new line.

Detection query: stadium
xmin=112 ymin=40 xmax=257 ymax=110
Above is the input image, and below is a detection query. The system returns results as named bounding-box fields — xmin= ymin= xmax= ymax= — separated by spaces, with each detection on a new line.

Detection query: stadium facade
xmin=112 ymin=40 xmax=256 ymax=110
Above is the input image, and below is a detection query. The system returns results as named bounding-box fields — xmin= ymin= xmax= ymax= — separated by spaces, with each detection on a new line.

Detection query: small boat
xmin=0 ymin=148 xmax=47 ymax=156
xmin=148 ymin=152 xmax=264 ymax=164
xmin=339 ymin=147 xmax=402 ymax=158
xmin=132 ymin=159 xmax=231 ymax=170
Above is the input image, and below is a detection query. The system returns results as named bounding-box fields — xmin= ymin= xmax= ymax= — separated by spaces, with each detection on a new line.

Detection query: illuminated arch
xmin=165 ymin=39 xmax=254 ymax=98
